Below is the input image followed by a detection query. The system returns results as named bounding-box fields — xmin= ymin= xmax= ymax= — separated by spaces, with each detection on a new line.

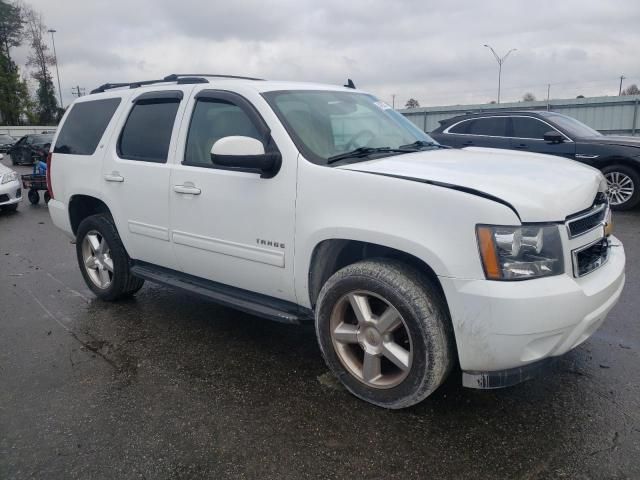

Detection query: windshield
xmin=263 ymin=90 xmax=435 ymax=164
xmin=546 ymin=113 xmax=601 ymax=138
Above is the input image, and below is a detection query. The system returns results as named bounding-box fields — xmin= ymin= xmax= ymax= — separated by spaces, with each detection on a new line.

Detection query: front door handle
xmin=173 ymin=185 xmax=201 ymax=195
xmin=514 ymin=144 xmax=529 ymax=150
xmin=104 ymin=173 xmax=124 ymax=182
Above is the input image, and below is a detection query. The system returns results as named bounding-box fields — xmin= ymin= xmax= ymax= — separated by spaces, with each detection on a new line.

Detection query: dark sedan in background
xmin=430 ymin=111 xmax=640 ymax=210
xmin=8 ymin=133 xmax=54 ymax=166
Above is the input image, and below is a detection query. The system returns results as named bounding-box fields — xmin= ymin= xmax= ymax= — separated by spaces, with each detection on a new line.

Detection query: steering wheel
xmin=345 ymin=129 xmax=376 ymax=150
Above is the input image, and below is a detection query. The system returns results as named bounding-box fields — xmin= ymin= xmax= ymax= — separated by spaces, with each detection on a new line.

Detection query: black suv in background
xmin=430 ymin=111 xmax=640 ymax=210
xmin=8 ymin=133 xmax=54 ymax=165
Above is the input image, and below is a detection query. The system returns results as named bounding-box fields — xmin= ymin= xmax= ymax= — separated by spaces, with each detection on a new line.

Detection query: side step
xmin=130 ymin=262 xmax=313 ymax=325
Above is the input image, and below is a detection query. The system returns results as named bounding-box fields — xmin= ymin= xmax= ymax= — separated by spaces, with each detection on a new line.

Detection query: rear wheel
xmin=28 ymin=189 xmax=39 ymax=204
xmin=315 ymin=259 xmax=454 ymax=409
xmin=602 ymin=164 xmax=640 ymax=211
xmin=44 ymin=191 xmax=51 ymax=204
xmin=76 ymin=214 xmax=144 ymax=301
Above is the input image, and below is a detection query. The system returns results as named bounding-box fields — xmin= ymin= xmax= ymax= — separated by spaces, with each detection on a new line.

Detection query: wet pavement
xmin=1 ymin=155 xmax=639 ymax=479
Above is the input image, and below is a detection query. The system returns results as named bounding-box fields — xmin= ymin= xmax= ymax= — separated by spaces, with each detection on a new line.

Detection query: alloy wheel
xmin=81 ymin=230 xmax=114 ymax=289
xmin=605 ymin=171 xmax=635 ymax=206
xmin=329 ymin=290 xmax=413 ymax=389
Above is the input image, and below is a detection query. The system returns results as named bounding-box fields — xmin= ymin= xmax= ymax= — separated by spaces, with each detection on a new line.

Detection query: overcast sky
xmin=12 ymin=0 xmax=640 ymax=109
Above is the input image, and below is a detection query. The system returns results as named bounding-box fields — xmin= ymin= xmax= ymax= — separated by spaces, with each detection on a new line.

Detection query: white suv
xmin=47 ymin=74 xmax=625 ymax=408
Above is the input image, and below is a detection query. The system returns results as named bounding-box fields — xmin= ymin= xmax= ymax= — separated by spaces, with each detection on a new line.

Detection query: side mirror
xmin=543 ymin=131 xmax=564 ymax=143
xmin=210 ymin=136 xmax=281 ymax=178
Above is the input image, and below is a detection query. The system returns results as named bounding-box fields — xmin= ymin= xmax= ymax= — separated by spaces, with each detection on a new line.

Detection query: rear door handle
xmin=104 ymin=173 xmax=124 ymax=182
xmin=462 ymin=141 xmax=474 ymax=146
xmin=173 ymin=185 xmax=201 ymax=195
xmin=514 ymin=143 xmax=529 ymax=150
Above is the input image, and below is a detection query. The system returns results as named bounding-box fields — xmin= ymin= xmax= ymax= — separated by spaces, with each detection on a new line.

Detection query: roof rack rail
xmin=163 ymin=73 xmax=265 ymax=81
xmin=89 ymin=73 xmax=263 ymax=95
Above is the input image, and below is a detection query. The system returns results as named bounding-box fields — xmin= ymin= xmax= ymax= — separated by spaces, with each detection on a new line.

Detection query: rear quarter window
xmin=54 ymin=98 xmax=121 ymax=155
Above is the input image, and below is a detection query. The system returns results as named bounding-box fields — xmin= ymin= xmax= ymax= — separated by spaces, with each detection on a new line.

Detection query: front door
xmin=509 ymin=116 xmax=576 ymax=158
xmin=101 ymin=87 xmax=192 ymax=270
xmin=169 ymin=90 xmax=297 ymax=302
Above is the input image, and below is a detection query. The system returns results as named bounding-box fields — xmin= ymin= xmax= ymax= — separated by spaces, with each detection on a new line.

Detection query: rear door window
xmin=118 ymin=98 xmax=180 ymax=163
xmin=466 ymin=117 xmax=509 ymax=137
xmin=54 ymin=98 xmax=121 ymax=155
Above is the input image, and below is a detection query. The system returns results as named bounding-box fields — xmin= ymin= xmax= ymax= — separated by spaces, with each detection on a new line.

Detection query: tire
xmin=0 ymin=203 xmax=18 ymax=213
xmin=44 ymin=191 xmax=51 ymax=204
xmin=76 ymin=214 xmax=145 ymax=301
xmin=315 ymin=259 xmax=454 ymax=409
xmin=28 ymin=189 xmax=39 ymax=205
xmin=602 ymin=164 xmax=640 ymax=211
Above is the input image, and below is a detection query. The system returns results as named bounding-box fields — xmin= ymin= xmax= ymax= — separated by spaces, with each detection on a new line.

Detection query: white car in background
xmin=0 ymin=159 xmax=21 ymax=212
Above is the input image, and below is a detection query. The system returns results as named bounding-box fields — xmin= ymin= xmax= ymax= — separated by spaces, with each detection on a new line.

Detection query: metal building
xmin=401 ymin=94 xmax=640 ymax=136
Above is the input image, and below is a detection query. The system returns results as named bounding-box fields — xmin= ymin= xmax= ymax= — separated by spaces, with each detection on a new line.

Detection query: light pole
xmin=619 ymin=75 xmax=626 ymax=96
xmin=483 ymin=44 xmax=517 ymax=104
xmin=47 ymin=29 xmax=64 ymax=109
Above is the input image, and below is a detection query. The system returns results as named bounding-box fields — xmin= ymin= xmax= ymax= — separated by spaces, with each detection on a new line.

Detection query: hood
xmin=339 ymin=147 xmax=603 ymax=222
xmin=580 ymin=135 xmax=640 ymax=148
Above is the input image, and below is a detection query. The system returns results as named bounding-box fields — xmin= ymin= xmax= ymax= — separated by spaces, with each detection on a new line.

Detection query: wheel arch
xmin=595 ymin=155 xmax=640 ymax=172
xmin=68 ymin=194 xmax=113 ymax=236
xmin=307 ymin=238 xmax=446 ymax=310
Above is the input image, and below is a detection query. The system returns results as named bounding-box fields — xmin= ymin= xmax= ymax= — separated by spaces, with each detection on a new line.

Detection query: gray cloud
xmin=15 ymin=0 xmax=640 ymax=108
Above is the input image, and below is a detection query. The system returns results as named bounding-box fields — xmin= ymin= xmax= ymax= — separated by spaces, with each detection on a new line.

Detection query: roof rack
xmin=90 ymin=73 xmax=264 ymax=94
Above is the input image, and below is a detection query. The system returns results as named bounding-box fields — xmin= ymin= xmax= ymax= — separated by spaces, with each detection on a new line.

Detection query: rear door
xmin=101 ymin=86 xmax=193 ymax=270
xmin=445 ymin=117 xmax=512 ymax=149
xmin=509 ymin=116 xmax=576 ymax=158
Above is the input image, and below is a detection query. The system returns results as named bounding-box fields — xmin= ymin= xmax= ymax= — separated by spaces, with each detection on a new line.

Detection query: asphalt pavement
xmin=1 ymin=155 xmax=639 ymax=479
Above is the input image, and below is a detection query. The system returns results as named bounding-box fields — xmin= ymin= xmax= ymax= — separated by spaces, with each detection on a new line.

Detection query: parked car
xmin=8 ymin=133 xmax=54 ymax=165
xmin=0 ymin=134 xmax=16 ymax=153
xmin=430 ymin=111 xmax=640 ymax=210
xmin=47 ymin=74 xmax=624 ymax=409
xmin=0 ymin=161 xmax=22 ymax=212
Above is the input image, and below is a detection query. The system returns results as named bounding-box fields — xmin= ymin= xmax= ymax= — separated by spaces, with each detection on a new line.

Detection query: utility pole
xmin=48 ymin=29 xmax=64 ymax=109
xmin=391 ymin=94 xmax=396 ymax=109
xmin=546 ymin=83 xmax=551 ymax=111
xmin=619 ymin=75 xmax=626 ymax=96
xmin=483 ymin=44 xmax=517 ymax=104
xmin=71 ymin=86 xmax=85 ymax=98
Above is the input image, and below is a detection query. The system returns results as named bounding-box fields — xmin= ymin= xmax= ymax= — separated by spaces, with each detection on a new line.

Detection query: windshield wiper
xmin=398 ymin=140 xmax=450 ymax=150
xmin=327 ymin=147 xmax=411 ymax=164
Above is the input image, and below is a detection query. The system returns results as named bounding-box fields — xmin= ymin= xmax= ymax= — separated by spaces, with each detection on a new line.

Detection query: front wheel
xmin=602 ymin=164 xmax=640 ymax=211
xmin=315 ymin=259 xmax=454 ymax=409
xmin=76 ymin=214 xmax=144 ymax=301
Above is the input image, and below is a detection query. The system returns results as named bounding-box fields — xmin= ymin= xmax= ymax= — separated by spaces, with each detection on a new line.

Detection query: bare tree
xmin=522 ymin=92 xmax=536 ymax=102
xmin=405 ymin=98 xmax=420 ymax=109
xmin=621 ymin=84 xmax=640 ymax=96
xmin=23 ymin=5 xmax=58 ymax=123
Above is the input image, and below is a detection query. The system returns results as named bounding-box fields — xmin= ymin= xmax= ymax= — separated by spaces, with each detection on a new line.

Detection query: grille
xmin=567 ymin=194 xmax=608 ymax=238
xmin=0 ymin=194 xmax=9 ymax=203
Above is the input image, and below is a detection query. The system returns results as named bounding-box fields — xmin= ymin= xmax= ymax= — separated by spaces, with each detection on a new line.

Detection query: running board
xmin=130 ymin=262 xmax=313 ymax=325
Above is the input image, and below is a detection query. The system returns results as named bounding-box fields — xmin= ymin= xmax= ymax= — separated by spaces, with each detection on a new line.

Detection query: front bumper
xmin=0 ymin=180 xmax=22 ymax=206
xmin=440 ymin=235 xmax=625 ymax=377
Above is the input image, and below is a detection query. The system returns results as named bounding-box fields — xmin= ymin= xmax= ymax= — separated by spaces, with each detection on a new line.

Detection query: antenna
xmin=344 ymin=79 xmax=356 ymax=89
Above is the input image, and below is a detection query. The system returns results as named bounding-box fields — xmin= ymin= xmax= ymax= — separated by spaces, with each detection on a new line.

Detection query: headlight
xmin=1 ymin=171 xmax=18 ymax=184
xmin=476 ymin=224 xmax=564 ymax=280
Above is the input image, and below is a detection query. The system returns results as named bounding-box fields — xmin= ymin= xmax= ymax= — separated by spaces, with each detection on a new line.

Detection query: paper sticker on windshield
xmin=374 ymin=101 xmax=392 ymax=110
